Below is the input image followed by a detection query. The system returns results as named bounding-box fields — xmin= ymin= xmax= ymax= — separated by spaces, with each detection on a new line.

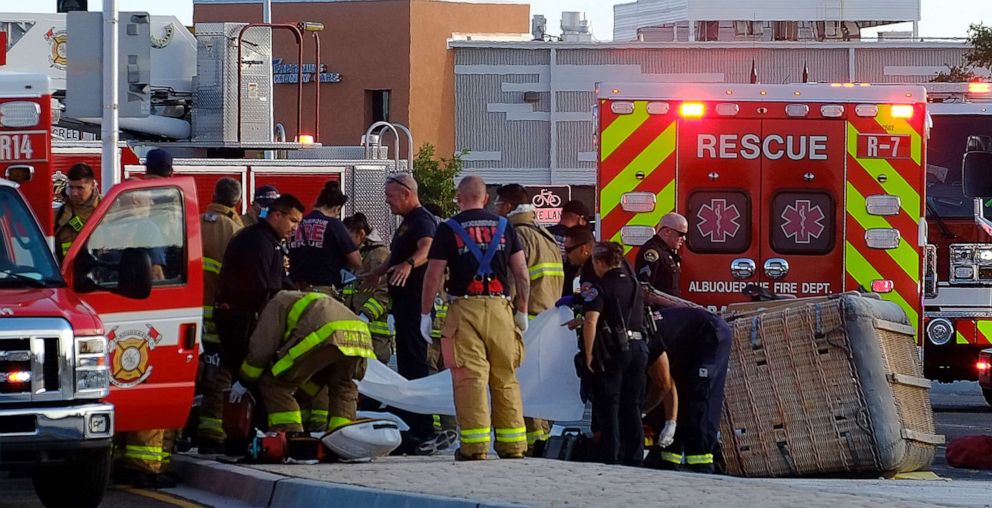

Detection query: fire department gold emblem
xmin=107 ymin=325 xmax=162 ymax=388
xmin=643 ymin=249 xmax=660 ymax=263
xmin=43 ymin=27 xmax=68 ymax=71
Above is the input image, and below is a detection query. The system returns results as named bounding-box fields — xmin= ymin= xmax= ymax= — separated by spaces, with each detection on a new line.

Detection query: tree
xmin=932 ymin=64 xmax=980 ymax=82
xmin=964 ymin=23 xmax=992 ymax=74
xmin=412 ymin=143 xmax=464 ymax=218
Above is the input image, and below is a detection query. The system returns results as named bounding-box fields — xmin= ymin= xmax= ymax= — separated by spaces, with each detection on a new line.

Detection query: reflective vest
xmin=53 ymin=193 xmax=102 ymax=263
xmin=200 ymin=203 xmax=244 ymax=344
xmin=509 ymin=211 xmax=566 ymax=316
xmin=342 ymin=240 xmax=393 ymax=338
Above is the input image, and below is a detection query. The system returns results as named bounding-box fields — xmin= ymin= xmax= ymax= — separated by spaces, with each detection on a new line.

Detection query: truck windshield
xmin=0 ymin=186 xmax=65 ymax=288
xmin=927 ymin=114 xmax=992 ymax=219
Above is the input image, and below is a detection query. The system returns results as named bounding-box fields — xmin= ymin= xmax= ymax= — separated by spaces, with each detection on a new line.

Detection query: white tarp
xmin=357 ymin=306 xmax=585 ymax=422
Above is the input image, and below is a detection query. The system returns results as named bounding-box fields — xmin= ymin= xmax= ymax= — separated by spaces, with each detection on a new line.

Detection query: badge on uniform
xmin=643 ymin=249 xmax=660 ymax=263
xmin=698 ymin=367 xmax=709 ymax=378
xmin=581 ymin=286 xmax=598 ymax=302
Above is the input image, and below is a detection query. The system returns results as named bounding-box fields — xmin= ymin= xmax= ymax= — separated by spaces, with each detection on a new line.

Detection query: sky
xmin=3 ymin=0 xmax=991 ymax=40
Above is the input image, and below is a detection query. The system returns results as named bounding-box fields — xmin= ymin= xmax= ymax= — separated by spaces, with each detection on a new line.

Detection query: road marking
xmin=116 ymin=486 xmax=207 ymax=508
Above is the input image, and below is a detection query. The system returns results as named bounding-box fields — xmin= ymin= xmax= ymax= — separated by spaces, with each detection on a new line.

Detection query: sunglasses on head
xmin=386 ymin=175 xmax=413 ymax=191
xmin=564 ymin=243 xmax=585 ymax=254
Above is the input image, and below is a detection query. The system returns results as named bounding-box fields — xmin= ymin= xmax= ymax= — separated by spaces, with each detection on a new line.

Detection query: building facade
xmin=193 ymin=0 xmax=529 ymax=158
xmin=452 ymin=40 xmax=974 ymax=200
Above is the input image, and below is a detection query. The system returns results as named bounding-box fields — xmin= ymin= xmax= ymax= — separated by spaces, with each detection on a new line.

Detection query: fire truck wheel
xmin=31 ymin=447 xmax=111 ymax=508
xmin=983 ymin=389 xmax=992 ymax=408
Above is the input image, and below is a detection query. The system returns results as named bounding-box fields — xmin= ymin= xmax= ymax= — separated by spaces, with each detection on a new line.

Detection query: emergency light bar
xmin=890 ymin=105 xmax=915 ymax=119
xmin=679 ymin=102 xmax=705 ymax=118
xmin=969 ymin=82 xmax=991 ymax=94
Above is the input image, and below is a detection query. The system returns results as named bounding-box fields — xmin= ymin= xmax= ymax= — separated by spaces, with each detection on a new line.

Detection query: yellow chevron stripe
xmin=976 ymin=320 xmax=992 ymax=345
xmin=608 ymin=180 xmax=676 ymax=247
xmin=956 ymin=330 xmax=970 ymax=345
xmin=600 ymin=122 xmax=677 ymax=219
xmin=845 ymin=183 xmax=919 ymax=280
xmin=600 ymin=101 xmax=650 ymax=161
xmin=846 ymin=123 xmax=920 ymax=219
xmin=845 ymin=240 xmax=918 ymax=328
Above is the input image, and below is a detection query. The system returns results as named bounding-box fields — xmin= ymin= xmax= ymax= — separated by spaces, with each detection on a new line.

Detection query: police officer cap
xmin=658 ymin=212 xmax=688 ymax=234
xmin=144 ymin=148 xmax=173 ymax=176
xmin=562 ymin=200 xmax=591 ymax=220
xmin=253 ymin=185 xmax=280 ymax=207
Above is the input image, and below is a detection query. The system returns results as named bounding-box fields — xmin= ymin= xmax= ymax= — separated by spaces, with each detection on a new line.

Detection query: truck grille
xmin=0 ymin=319 xmax=74 ymax=403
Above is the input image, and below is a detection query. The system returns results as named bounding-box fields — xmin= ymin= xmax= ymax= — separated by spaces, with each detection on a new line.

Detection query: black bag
xmin=538 ymin=427 xmax=590 ymax=461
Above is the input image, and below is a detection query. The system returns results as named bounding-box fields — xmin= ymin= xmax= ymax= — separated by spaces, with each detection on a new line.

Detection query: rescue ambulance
xmin=596 ymin=82 xmax=928 ymax=337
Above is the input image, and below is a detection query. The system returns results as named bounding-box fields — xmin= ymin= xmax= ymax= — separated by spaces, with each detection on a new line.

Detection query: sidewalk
xmin=172 ymin=454 xmax=990 ymax=507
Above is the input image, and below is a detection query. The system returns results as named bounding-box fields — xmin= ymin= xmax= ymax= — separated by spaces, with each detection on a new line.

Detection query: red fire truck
xmin=0 ymin=72 xmax=202 ymax=506
xmin=595 ymin=82 xmax=927 ymax=353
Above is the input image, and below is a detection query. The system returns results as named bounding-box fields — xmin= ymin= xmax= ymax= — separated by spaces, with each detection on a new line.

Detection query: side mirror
xmin=115 ymin=248 xmax=153 ymax=299
xmin=961 ymin=151 xmax=992 ymax=198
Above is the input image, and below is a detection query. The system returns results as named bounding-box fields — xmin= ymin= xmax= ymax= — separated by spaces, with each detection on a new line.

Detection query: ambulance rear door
xmin=62 ymin=176 xmax=203 ymax=431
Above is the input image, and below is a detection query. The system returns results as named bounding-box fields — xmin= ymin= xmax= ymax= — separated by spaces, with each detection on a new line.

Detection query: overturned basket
xmin=720 ymin=293 xmax=943 ymax=477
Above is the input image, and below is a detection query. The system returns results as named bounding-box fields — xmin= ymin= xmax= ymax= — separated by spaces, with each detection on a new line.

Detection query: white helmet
xmin=321 ymin=418 xmax=401 ymax=462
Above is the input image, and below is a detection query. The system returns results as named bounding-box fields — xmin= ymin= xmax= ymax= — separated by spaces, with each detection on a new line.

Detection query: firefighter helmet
xmin=320 ymin=418 xmax=401 ymax=462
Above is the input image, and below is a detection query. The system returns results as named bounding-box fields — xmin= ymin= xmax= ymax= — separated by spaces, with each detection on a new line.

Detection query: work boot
xmin=454 ymin=448 xmax=487 ymax=461
xmin=497 ymin=451 xmax=525 ymax=459
xmin=416 ymin=430 xmax=458 ymax=456
xmin=196 ymin=440 xmax=225 ymax=455
xmin=129 ymin=471 xmax=178 ymax=489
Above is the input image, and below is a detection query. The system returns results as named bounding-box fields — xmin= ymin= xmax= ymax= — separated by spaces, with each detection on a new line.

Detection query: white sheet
xmin=356 ymin=306 xmax=584 ymax=421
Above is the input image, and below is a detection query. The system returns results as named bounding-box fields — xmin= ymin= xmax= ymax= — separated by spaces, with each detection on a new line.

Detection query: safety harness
xmin=445 ymin=217 xmax=507 ymax=296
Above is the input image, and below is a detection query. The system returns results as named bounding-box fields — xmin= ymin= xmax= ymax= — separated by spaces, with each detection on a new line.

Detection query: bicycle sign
xmin=524 ymin=185 xmax=571 ymax=225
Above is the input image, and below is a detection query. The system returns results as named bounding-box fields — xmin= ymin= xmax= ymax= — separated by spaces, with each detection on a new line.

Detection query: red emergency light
xmin=5 ymin=371 xmax=31 ymax=383
xmin=890 ymin=105 xmax=914 ymax=119
xmin=679 ymin=102 xmax=705 ymax=118
xmin=969 ymin=82 xmax=991 ymax=94
xmin=870 ymin=279 xmax=894 ymax=293
xmin=977 ymin=361 xmax=991 ymax=372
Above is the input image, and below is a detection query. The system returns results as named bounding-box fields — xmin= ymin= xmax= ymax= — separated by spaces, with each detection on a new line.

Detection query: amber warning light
xmin=890 ymin=105 xmax=914 ymax=119
xmin=969 ymin=82 xmax=991 ymax=94
xmin=679 ymin=102 xmax=705 ymax=118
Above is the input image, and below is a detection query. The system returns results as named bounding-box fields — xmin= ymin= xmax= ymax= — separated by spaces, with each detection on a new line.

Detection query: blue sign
xmin=272 ymin=59 xmax=342 ymax=84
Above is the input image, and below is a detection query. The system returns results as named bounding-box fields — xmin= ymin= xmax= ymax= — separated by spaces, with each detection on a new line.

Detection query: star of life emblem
xmin=696 ymin=199 xmax=741 ymax=243
xmin=781 ymin=200 xmax=826 ymax=244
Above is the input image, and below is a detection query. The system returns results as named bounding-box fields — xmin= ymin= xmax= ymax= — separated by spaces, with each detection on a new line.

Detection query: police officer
xmin=54 ymin=163 xmax=101 ymax=264
xmin=635 ymin=212 xmax=688 ymax=297
xmin=642 ymin=307 xmax=731 ymax=473
xmin=422 ymin=176 xmax=531 ymax=460
xmin=287 ymin=180 xmax=362 ymax=295
xmin=242 ymin=185 xmax=280 ymax=227
xmin=231 ymin=291 xmax=375 ymax=433
xmin=494 ymin=184 xmax=565 ymax=451
xmin=364 ymin=173 xmax=437 ymax=450
xmin=215 ymin=194 xmax=304 ymax=386
xmin=549 ymin=200 xmax=592 ymax=296
xmin=580 ymin=241 xmax=649 ymax=466
xmin=196 ymin=177 xmax=245 ymax=454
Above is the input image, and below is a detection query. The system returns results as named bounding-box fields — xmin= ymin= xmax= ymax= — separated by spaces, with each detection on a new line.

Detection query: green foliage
xmin=964 ymin=23 xmax=992 ymax=73
xmin=412 ymin=143 xmax=464 ymax=217
xmin=932 ymin=64 xmax=980 ymax=82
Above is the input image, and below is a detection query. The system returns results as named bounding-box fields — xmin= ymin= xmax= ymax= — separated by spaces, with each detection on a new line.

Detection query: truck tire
xmin=984 ymin=388 xmax=992 ymax=407
xmin=32 ymin=447 xmax=111 ymax=508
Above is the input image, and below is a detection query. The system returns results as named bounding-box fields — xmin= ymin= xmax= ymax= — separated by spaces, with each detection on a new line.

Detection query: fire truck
xmin=595 ymin=82 xmax=927 ymax=364
xmin=920 ymin=82 xmax=992 ymax=404
xmin=0 ymin=72 xmax=202 ymax=507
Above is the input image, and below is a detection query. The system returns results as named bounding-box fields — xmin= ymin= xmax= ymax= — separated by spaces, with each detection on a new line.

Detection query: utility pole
xmin=100 ymin=0 xmax=119 ymax=192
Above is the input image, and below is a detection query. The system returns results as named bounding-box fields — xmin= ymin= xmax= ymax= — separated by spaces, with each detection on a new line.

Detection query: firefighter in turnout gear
xmin=494 ymin=184 xmax=565 ymax=452
xmin=635 ymin=213 xmax=688 ymax=298
xmin=54 ymin=163 xmax=101 ymax=264
xmin=230 ymin=291 xmax=376 ymax=433
xmin=196 ymin=178 xmax=245 ymax=452
xmin=342 ymin=213 xmax=394 ymax=362
xmin=422 ymin=176 xmax=531 ymax=460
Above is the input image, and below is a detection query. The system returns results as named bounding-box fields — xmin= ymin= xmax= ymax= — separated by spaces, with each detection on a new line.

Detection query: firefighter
xmin=342 ymin=212 xmax=394 ymax=362
xmin=54 ymin=162 xmax=101 ymax=264
xmin=195 ymin=177 xmax=245 ymax=453
xmin=421 ymin=176 xmax=531 ymax=460
xmin=229 ymin=291 xmax=376 ymax=434
xmin=580 ymin=241 xmax=649 ymax=466
xmin=635 ymin=212 xmax=688 ymax=298
xmin=494 ymin=184 xmax=565 ymax=453
xmin=287 ymin=180 xmax=362 ymax=296
xmin=642 ymin=306 xmax=731 ymax=473
xmin=242 ymin=185 xmax=280 ymax=227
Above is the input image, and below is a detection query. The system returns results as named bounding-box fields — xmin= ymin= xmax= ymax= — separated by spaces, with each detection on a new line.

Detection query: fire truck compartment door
xmin=62 ymin=176 xmax=203 ymax=432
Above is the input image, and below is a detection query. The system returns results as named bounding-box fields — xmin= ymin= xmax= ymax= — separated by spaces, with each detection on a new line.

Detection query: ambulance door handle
xmin=730 ymin=258 xmax=756 ymax=279
xmin=764 ymin=258 xmax=790 ymax=280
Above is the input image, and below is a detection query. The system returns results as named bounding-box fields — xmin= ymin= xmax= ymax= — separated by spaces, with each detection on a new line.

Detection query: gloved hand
xmin=229 ymin=381 xmax=249 ymax=404
xmin=419 ymin=314 xmax=434 ymax=345
xmin=658 ymin=420 xmax=677 ymax=448
xmin=555 ymin=295 xmax=576 ymax=308
xmin=514 ymin=311 xmax=529 ymax=333
xmin=357 ymin=313 xmax=370 ymax=323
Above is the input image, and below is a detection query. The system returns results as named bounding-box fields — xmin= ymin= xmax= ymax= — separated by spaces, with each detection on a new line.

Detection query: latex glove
xmin=514 ymin=311 xmax=529 ymax=333
xmin=555 ymin=295 xmax=576 ymax=308
xmin=420 ymin=314 xmax=434 ymax=345
xmin=229 ymin=381 xmax=249 ymax=404
xmin=658 ymin=420 xmax=677 ymax=448
xmin=357 ymin=313 xmax=370 ymax=323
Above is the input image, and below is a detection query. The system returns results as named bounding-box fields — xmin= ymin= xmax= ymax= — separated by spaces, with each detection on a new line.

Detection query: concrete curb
xmin=172 ymin=455 xmax=523 ymax=508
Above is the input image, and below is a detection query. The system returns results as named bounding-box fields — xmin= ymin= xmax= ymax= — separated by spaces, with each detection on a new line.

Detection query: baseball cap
xmin=561 ymin=200 xmax=592 ymax=220
xmin=253 ymin=185 xmax=280 ymax=207
xmin=144 ymin=148 xmax=173 ymax=176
